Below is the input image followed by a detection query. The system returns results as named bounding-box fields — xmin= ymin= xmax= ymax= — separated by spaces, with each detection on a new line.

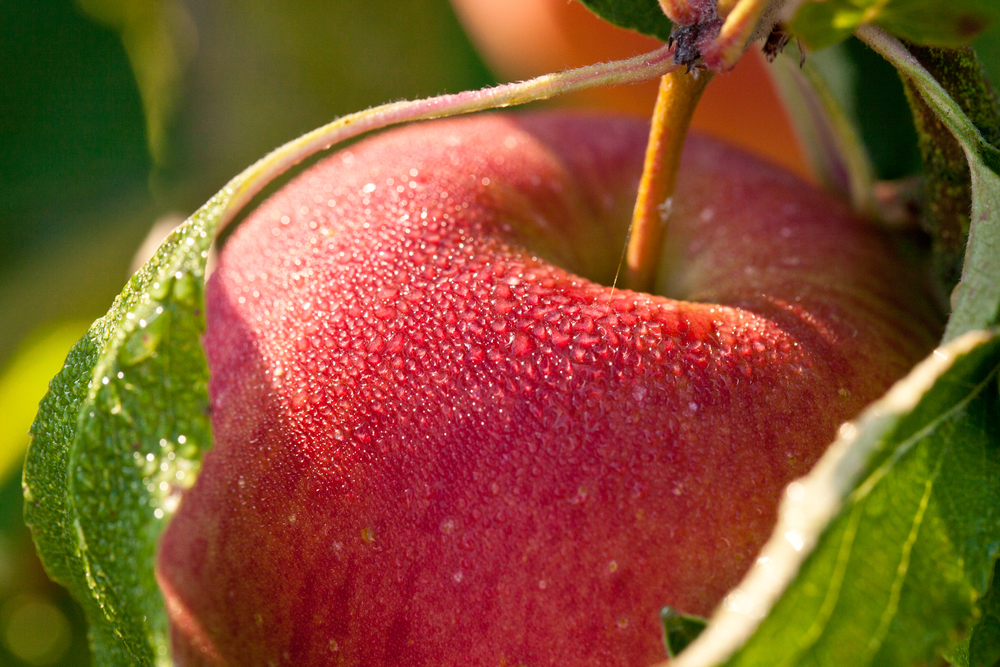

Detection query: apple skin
xmin=157 ymin=113 xmax=940 ymax=666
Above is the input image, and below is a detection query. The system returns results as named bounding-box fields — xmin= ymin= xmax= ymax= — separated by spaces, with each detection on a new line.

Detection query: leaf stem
xmin=203 ymin=44 xmax=680 ymax=241
xmin=622 ymin=69 xmax=712 ymax=293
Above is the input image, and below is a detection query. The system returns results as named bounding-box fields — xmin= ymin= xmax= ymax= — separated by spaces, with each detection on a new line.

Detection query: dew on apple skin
xmin=156 ymin=115 xmax=944 ymax=667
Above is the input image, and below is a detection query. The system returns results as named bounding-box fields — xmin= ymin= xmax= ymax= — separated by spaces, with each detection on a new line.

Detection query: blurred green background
xmin=0 ymin=1 xmax=492 ymax=663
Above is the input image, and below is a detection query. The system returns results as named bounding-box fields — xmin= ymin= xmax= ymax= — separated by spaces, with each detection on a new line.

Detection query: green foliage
xmin=973 ymin=27 xmax=1000 ymax=87
xmin=790 ymin=0 xmax=999 ymax=51
xmin=576 ymin=0 xmax=673 ymax=42
xmin=857 ymin=28 xmax=1000 ymax=341
xmin=662 ymin=608 xmax=708 ymax=658
xmin=900 ymin=44 xmax=1000 ymax=292
xmin=962 ymin=559 xmax=1000 ymax=667
xmin=838 ymin=38 xmax=923 ymax=180
xmin=770 ymin=37 xmax=921 ymax=194
xmin=947 ymin=137 xmax=1000 ymax=338
xmin=23 ymin=213 xmax=217 ymax=665
xmin=768 ymin=40 xmax=878 ymax=214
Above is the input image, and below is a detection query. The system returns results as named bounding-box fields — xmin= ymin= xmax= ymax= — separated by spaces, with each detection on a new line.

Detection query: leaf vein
xmin=863 ymin=455 xmax=944 ymax=663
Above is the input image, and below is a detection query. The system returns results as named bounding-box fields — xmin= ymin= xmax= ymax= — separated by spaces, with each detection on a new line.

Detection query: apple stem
xmin=620 ymin=69 xmax=712 ymax=294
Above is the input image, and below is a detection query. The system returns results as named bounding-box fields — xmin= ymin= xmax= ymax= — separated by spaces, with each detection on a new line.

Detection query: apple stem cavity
xmin=621 ymin=69 xmax=712 ymax=293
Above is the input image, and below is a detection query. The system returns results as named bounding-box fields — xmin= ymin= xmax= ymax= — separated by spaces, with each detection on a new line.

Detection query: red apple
xmin=157 ymin=113 xmax=940 ymax=666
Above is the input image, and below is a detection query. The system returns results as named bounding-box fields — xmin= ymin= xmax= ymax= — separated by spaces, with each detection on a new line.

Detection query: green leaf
xmin=789 ymin=0 xmax=999 ymax=51
xmin=852 ymin=27 xmax=1000 ymax=341
xmin=943 ymin=634 xmax=972 ymax=667
xmin=945 ymin=138 xmax=1000 ymax=339
xmin=967 ymin=559 xmax=1000 ymax=667
xmin=24 ymin=213 xmax=216 ymax=665
xmin=942 ymin=558 xmax=1000 ymax=666
xmin=576 ymin=0 xmax=673 ymax=42
xmin=671 ymin=331 xmax=1000 ymax=667
xmin=771 ymin=36 xmax=920 ymax=182
xmin=896 ymin=43 xmax=1000 ymax=293
xmin=662 ymin=607 xmax=708 ymax=658
xmin=837 ymin=37 xmax=923 ymax=180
